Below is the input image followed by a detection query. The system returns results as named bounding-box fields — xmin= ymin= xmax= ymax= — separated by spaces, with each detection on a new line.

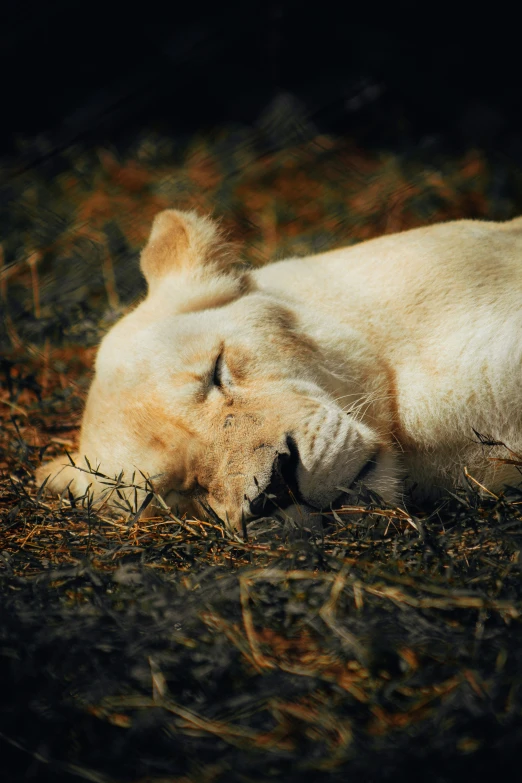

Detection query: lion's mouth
xmin=249 ymin=445 xmax=380 ymax=519
xmin=249 ymin=436 xmax=304 ymax=518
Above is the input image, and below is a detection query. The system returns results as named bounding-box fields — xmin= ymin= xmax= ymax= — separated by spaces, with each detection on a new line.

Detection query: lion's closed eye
xmin=212 ymin=350 xmax=233 ymax=390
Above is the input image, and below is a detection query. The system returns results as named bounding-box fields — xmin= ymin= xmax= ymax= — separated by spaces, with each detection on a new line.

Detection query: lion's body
xmin=254 ymin=218 xmax=522 ymax=495
xmin=38 ymin=212 xmax=522 ymax=527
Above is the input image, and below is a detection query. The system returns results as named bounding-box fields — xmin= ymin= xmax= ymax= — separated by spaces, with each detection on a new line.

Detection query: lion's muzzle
xmin=247 ymin=435 xmax=301 ymax=518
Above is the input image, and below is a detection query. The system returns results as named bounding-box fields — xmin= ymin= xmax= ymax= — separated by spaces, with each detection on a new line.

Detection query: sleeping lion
xmin=37 ymin=209 xmax=522 ymax=529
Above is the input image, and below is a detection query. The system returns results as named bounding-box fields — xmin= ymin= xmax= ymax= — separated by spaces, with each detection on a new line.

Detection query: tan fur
xmin=37 ymin=209 xmax=522 ymax=528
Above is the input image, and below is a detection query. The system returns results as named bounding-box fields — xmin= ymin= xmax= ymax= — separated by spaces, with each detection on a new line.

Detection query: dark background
xmin=2 ymin=1 xmax=521 ymax=160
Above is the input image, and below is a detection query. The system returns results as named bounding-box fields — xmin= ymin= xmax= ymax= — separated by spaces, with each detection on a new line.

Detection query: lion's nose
xmin=248 ymin=437 xmax=300 ymax=518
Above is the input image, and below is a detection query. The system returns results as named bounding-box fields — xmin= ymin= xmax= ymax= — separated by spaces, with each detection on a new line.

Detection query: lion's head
xmin=37 ymin=210 xmax=400 ymax=530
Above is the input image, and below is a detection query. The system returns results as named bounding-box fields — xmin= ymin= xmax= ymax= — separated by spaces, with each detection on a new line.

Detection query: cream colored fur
xmin=37 ymin=210 xmax=522 ymax=529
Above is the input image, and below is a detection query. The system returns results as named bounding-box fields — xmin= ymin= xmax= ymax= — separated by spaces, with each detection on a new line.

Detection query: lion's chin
xmin=301 ymin=448 xmax=400 ymax=515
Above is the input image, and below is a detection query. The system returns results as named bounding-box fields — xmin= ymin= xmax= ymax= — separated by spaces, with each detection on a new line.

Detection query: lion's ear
xmin=36 ymin=454 xmax=88 ymax=498
xmin=140 ymin=209 xmax=253 ymax=311
xmin=140 ymin=210 xmax=233 ymax=286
